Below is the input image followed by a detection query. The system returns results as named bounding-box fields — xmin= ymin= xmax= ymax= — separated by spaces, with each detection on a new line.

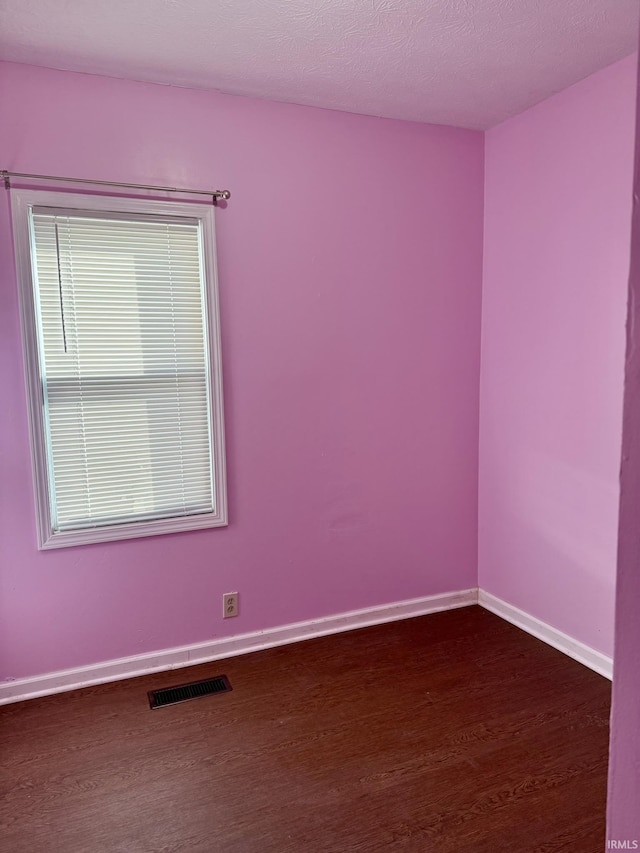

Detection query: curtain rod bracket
xmin=0 ymin=169 xmax=230 ymax=203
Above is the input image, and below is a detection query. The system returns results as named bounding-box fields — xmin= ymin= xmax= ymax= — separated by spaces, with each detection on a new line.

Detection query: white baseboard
xmin=2 ymin=587 xmax=611 ymax=705
xmin=0 ymin=588 xmax=478 ymax=706
xmin=478 ymin=589 xmax=613 ymax=680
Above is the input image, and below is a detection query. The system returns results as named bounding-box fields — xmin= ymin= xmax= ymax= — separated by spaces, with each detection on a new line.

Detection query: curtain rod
xmin=0 ymin=169 xmax=230 ymax=203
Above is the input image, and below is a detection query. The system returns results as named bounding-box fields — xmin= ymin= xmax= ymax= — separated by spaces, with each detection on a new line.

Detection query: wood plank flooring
xmin=0 ymin=606 xmax=611 ymax=852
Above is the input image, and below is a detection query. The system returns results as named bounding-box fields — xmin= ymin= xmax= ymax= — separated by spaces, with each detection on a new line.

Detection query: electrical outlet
xmin=223 ymin=592 xmax=239 ymax=618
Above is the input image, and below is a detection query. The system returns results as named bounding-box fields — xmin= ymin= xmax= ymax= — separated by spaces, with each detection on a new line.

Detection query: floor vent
xmin=148 ymin=675 xmax=232 ymax=709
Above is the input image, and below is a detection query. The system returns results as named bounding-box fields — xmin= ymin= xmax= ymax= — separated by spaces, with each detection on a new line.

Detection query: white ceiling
xmin=0 ymin=0 xmax=638 ymax=129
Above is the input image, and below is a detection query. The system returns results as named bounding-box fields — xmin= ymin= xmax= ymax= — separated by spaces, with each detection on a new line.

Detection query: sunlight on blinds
xmin=31 ymin=210 xmax=214 ymax=530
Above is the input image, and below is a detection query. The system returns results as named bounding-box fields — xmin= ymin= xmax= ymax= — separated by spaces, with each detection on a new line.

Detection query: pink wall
xmin=479 ymin=55 xmax=637 ymax=657
xmin=0 ymin=62 xmax=484 ymax=680
xmin=607 ymin=49 xmax=640 ymax=845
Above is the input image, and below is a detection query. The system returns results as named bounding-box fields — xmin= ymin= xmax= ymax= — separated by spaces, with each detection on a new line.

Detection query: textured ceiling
xmin=0 ymin=0 xmax=638 ymax=129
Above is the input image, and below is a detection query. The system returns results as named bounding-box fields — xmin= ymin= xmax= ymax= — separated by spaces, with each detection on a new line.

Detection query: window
xmin=11 ymin=189 xmax=227 ymax=549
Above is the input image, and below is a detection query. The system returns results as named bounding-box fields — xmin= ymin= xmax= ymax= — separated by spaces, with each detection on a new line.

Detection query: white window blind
xmin=30 ymin=208 xmax=216 ymax=533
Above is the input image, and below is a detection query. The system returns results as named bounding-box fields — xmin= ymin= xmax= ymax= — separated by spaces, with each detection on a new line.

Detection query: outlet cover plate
xmin=223 ymin=592 xmax=239 ymax=618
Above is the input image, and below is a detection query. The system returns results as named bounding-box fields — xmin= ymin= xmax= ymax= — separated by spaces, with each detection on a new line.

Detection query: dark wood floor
xmin=0 ymin=606 xmax=610 ymax=852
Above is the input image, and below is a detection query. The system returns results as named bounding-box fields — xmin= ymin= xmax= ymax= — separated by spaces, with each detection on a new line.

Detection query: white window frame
xmin=11 ymin=188 xmax=228 ymax=549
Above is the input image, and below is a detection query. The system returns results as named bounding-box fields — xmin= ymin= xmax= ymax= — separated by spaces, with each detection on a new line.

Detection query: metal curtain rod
xmin=0 ymin=169 xmax=231 ymax=203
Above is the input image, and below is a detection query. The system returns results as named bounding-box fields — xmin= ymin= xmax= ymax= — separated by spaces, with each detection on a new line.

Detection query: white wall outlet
xmin=223 ymin=592 xmax=239 ymax=618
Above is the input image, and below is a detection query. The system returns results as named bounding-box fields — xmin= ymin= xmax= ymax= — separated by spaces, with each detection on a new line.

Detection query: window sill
xmin=39 ymin=510 xmax=228 ymax=550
